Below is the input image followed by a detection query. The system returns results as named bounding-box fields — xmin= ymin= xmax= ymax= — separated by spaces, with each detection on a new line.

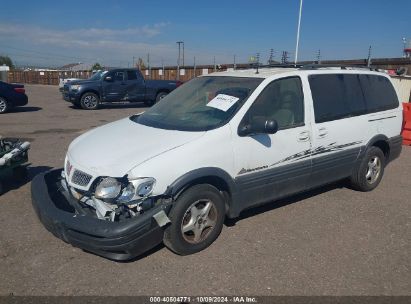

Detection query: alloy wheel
xmin=366 ymin=156 xmax=381 ymax=184
xmin=0 ymin=99 xmax=7 ymax=113
xmin=181 ymin=199 xmax=218 ymax=244
xmin=83 ymin=95 xmax=97 ymax=108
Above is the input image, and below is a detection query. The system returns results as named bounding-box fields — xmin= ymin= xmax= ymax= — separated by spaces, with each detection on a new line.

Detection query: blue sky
xmin=0 ymin=0 xmax=410 ymax=67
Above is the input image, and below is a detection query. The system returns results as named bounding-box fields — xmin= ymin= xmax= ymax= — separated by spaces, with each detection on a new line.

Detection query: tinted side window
xmin=127 ymin=71 xmax=138 ymax=80
xmin=309 ymin=74 xmax=366 ymax=123
xmin=359 ymin=75 xmax=399 ymax=112
xmin=246 ymin=77 xmax=304 ymax=129
xmin=114 ymin=72 xmax=124 ymax=82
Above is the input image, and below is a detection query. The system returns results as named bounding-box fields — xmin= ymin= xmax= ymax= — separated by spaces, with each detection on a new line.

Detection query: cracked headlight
xmin=95 ymin=177 xmax=122 ymax=200
xmin=117 ymin=182 xmax=136 ymax=203
xmin=94 ymin=177 xmax=156 ymax=204
xmin=136 ymin=178 xmax=156 ymax=197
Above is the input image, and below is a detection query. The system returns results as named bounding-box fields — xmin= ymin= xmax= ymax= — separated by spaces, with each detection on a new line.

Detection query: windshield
xmin=133 ymin=76 xmax=263 ymax=131
xmin=89 ymin=70 xmax=108 ymax=81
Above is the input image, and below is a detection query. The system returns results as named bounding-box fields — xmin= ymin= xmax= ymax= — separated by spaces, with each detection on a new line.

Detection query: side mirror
xmin=238 ymin=117 xmax=278 ymax=137
xmin=104 ymin=76 xmax=113 ymax=82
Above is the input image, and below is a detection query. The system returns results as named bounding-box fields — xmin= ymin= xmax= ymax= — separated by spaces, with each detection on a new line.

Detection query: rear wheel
xmin=0 ymin=97 xmax=9 ymax=114
xmin=163 ymin=184 xmax=225 ymax=255
xmin=80 ymin=92 xmax=100 ymax=110
xmin=155 ymin=91 xmax=168 ymax=102
xmin=350 ymin=146 xmax=385 ymax=191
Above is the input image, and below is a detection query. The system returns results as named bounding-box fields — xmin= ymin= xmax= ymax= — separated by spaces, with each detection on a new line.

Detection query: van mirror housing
xmin=104 ymin=76 xmax=113 ymax=82
xmin=238 ymin=117 xmax=278 ymax=137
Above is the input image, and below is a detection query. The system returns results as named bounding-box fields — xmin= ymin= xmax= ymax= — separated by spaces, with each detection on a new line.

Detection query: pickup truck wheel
xmin=163 ymin=184 xmax=225 ymax=255
xmin=80 ymin=92 xmax=100 ymax=110
xmin=156 ymin=92 xmax=168 ymax=102
xmin=350 ymin=146 xmax=385 ymax=192
xmin=0 ymin=97 xmax=9 ymax=114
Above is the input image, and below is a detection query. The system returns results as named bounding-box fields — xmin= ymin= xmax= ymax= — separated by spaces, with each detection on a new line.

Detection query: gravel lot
xmin=0 ymin=84 xmax=410 ymax=296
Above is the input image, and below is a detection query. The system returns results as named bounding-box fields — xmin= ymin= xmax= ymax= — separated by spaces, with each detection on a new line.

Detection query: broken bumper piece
xmin=31 ymin=169 xmax=171 ymax=261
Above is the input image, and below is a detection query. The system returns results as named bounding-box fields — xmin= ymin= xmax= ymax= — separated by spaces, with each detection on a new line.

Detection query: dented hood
xmin=67 ymin=117 xmax=205 ymax=177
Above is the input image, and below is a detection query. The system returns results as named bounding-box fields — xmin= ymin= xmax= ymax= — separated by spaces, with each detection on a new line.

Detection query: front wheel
xmin=0 ymin=97 xmax=9 ymax=114
xmin=80 ymin=92 xmax=100 ymax=110
xmin=163 ymin=184 xmax=225 ymax=255
xmin=350 ymin=146 xmax=385 ymax=192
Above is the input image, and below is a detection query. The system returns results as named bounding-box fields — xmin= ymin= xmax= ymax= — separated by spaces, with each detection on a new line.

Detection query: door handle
xmin=318 ymin=127 xmax=328 ymax=138
xmin=298 ymin=131 xmax=310 ymax=142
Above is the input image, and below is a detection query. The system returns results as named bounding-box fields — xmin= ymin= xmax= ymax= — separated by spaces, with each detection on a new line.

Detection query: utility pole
xmin=161 ymin=58 xmax=165 ymax=80
xmin=193 ymin=56 xmax=196 ymax=76
xmin=316 ymin=49 xmax=321 ymax=64
xmin=367 ymin=45 xmax=372 ymax=67
xmin=147 ymin=53 xmax=150 ymax=79
xmin=233 ymin=55 xmax=236 ymax=70
xmin=269 ymin=48 xmax=274 ymax=64
xmin=402 ymin=38 xmax=407 ymax=58
xmin=294 ymin=0 xmax=304 ymax=66
xmin=132 ymin=56 xmax=135 ymax=68
xmin=213 ymin=56 xmax=216 ymax=72
xmin=182 ymin=42 xmax=185 ymax=67
xmin=256 ymin=53 xmax=260 ymax=74
xmin=176 ymin=41 xmax=183 ymax=80
xmin=281 ymin=51 xmax=289 ymax=64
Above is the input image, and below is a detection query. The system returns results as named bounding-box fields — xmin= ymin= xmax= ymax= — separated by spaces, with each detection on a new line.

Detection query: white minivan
xmin=32 ymin=66 xmax=403 ymax=260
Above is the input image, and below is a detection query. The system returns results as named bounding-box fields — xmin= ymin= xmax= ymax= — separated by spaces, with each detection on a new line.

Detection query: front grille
xmin=71 ymin=169 xmax=92 ymax=187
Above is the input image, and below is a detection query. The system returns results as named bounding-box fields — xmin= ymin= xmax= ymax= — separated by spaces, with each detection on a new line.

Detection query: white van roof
xmin=208 ymin=66 xmax=389 ymax=79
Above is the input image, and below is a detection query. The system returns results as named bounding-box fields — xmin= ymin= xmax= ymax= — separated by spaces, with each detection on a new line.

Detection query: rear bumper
xmin=31 ymin=169 xmax=169 ymax=261
xmin=12 ymin=94 xmax=28 ymax=107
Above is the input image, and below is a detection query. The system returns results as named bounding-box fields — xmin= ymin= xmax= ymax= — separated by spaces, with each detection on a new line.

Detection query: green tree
xmin=91 ymin=62 xmax=102 ymax=71
xmin=0 ymin=55 xmax=14 ymax=69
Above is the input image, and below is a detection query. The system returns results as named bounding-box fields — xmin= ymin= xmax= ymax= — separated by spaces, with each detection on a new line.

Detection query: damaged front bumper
xmin=31 ymin=169 xmax=171 ymax=261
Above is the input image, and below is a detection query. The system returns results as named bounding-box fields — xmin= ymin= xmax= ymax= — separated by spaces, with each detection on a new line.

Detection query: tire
xmin=163 ymin=184 xmax=225 ymax=255
xmin=155 ymin=91 xmax=168 ymax=102
xmin=80 ymin=92 xmax=100 ymax=110
xmin=0 ymin=97 xmax=9 ymax=114
xmin=350 ymin=146 xmax=385 ymax=192
xmin=0 ymin=182 xmax=3 ymax=195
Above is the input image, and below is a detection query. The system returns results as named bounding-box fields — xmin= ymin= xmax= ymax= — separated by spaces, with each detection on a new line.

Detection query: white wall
xmin=391 ymin=76 xmax=411 ymax=102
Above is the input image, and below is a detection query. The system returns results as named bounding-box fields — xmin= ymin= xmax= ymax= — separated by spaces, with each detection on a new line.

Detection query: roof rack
xmin=299 ymin=64 xmax=380 ymax=71
xmin=234 ymin=63 xmax=302 ymax=70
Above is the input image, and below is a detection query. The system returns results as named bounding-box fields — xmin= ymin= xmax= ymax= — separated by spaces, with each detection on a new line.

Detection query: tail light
xmin=14 ymin=87 xmax=25 ymax=94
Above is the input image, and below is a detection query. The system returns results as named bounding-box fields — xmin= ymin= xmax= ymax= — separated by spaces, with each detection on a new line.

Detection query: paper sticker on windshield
xmin=206 ymin=94 xmax=239 ymax=112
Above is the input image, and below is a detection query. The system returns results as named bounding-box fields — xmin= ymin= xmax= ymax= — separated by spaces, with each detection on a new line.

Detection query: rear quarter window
xmin=359 ymin=74 xmax=399 ymax=112
xmin=309 ymin=73 xmax=399 ymax=123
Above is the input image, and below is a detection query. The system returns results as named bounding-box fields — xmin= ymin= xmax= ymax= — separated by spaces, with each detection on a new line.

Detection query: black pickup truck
xmin=63 ymin=69 xmax=182 ymax=109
